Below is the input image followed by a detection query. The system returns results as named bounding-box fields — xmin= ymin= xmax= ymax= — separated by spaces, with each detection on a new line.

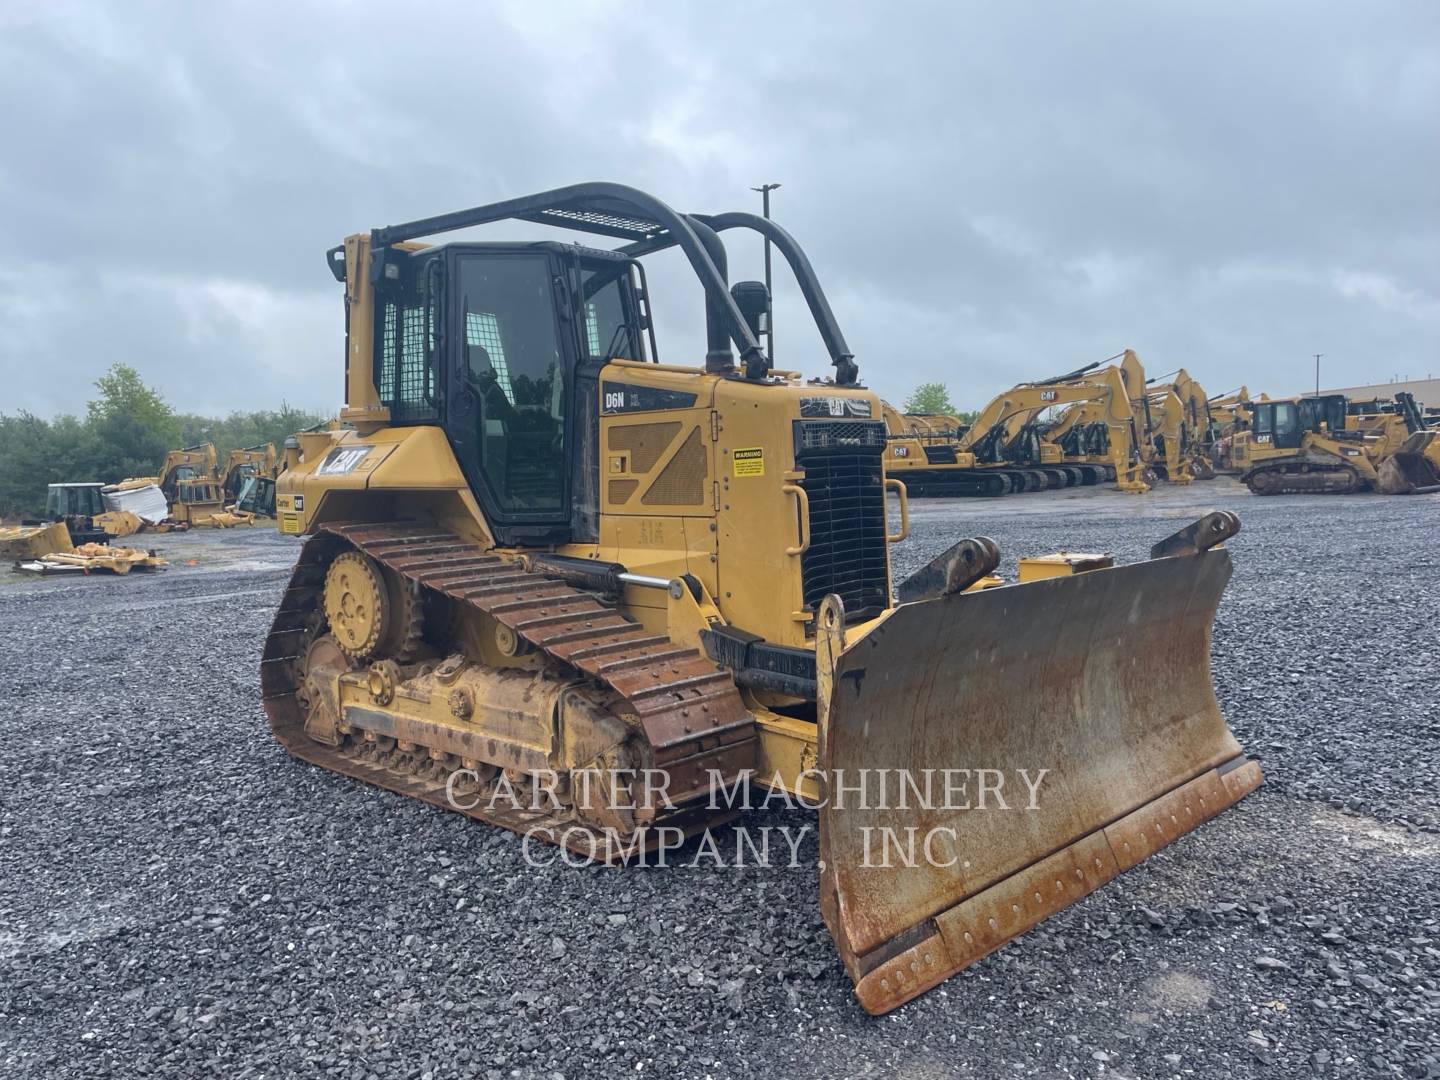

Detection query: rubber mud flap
xmin=815 ymin=549 xmax=1261 ymax=1015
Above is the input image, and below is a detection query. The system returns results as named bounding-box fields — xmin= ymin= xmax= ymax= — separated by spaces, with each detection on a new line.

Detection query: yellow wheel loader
xmin=262 ymin=183 xmax=1260 ymax=1015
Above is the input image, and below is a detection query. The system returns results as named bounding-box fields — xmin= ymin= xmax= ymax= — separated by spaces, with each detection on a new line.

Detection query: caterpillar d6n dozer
xmin=261 ymin=184 xmax=1261 ymax=1015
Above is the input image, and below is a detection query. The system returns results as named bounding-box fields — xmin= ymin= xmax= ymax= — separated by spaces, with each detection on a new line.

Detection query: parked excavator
xmin=957 ymin=369 xmax=1131 ymax=491
xmin=1113 ymin=350 xmax=1190 ymax=484
xmin=1025 ymin=362 xmax=1151 ymax=493
xmin=881 ymin=402 xmax=1007 ymax=496
xmin=221 ymin=443 xmax=278 ymax=502
xmin=262 ymin=183 xmax=1260 ymax=1015
xmin=882 ymin=366 xmax=1148 ymax=496
xmin=1157 ymin=369 xmax=1218 ymax=478
xmin=1140 ymin=385 xmax=1195 ymax=484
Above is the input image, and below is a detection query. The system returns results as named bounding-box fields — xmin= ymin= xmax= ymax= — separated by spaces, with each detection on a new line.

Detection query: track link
xmin=261 ymin=521 xmax=756 ymax=860
xmin=1243 ymin=464 xmax=1363 ymax=495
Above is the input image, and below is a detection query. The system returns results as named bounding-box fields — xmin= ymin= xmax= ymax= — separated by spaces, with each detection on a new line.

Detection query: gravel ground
xmin=1 ymin=480 xmax=1436 ymax=1079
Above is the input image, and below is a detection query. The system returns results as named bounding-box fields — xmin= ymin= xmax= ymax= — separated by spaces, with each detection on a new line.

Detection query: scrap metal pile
xmin=17 ymin=543 xmax=167 ymax=576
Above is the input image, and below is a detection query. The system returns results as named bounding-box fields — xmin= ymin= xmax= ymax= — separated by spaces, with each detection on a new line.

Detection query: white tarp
xmin=103 ymin=483 xmax=169 ymax=524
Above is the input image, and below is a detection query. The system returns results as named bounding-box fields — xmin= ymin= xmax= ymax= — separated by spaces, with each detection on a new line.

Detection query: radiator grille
xmin=794 ymin=421 xmax=889 ymax=622
xmin=608 ymin=479 xmax=638 ymax=504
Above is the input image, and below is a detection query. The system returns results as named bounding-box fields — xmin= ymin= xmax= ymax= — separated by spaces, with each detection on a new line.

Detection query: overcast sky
xmin=2 ymin=1 xmax=1436 ymax=418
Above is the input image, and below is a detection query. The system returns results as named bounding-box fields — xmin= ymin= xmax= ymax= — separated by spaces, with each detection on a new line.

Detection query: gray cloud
xmin=1 ymin=0 xmax=1436 ymax=417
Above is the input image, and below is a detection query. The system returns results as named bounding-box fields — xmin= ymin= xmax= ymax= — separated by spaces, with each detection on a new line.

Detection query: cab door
xmin=444 ymin=249 xmax=573 ymax=545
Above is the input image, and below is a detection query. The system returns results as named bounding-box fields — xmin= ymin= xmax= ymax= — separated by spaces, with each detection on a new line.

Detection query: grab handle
xmin=781 ymin=483 xmax=810 ymax=556
xmin=885 ymin=477 xmax=910 ymax=543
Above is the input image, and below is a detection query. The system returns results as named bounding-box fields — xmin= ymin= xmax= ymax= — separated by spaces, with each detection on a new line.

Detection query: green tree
xmin=86 ymin=364 xmax=180 ymax=483
xmin=177 ymin=403 xmax=330 ymax=458
xmin=904 ymin=382 xmax=957 ymax=415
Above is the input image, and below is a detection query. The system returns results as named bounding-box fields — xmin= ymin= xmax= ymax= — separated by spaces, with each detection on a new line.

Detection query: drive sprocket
xmin=323 ymin=551 xmax=390 ymax=660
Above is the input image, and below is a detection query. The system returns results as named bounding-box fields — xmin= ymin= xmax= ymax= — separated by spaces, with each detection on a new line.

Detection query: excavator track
xmin=261 ymin=521 xmax=756 ymax=861
xmin=1243 ymin=463 xmax=1363 ymax=495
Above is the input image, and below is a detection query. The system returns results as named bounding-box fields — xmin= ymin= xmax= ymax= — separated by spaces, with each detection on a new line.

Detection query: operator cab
xmin=364 ymin=241 xmax=651 ymax=543
xmin=46 ymin=483 xmax=105 ymax=519
xmin=1252 ymin=394 xmax=1347 ymax=449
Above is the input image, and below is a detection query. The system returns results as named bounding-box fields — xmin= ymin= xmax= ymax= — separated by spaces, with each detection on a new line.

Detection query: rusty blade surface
xmin=816 ymin=549 xmax=1261 ymax=1014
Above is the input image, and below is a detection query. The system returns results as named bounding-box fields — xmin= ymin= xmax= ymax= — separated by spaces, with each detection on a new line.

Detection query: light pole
xmin=751 ymin=182 xmax=781 ymax=360
xmin=1314 ymin=354 xmax=1322 ymax=397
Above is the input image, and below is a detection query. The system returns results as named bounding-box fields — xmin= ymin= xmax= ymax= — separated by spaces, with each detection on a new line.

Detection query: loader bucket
xmin=1377 ymin=432 xmax=1440 ymax=495
xmin=815 ymin=544 xmax=1261 ymax=1015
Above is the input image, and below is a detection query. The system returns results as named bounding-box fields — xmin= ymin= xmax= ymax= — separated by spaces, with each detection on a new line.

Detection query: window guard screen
xmin=374 ymin=258 xmax=441 ymax=424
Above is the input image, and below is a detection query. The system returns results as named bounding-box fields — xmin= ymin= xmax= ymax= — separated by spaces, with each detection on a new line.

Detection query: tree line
xmin=0 ymin=364 xmax=329 ymax=519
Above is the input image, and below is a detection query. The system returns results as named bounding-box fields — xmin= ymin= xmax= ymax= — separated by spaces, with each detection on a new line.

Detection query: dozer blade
xmin=815 ymin=537 xmax=1260 ymax=1015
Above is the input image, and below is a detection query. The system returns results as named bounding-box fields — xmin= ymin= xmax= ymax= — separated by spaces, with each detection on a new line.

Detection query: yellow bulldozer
xmin=261 ymin=183 xmax=1260 ymax=1014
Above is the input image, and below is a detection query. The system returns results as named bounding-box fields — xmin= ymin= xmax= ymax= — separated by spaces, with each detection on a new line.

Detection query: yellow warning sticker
xmin=279 ymin=513 xmax=303 ymax=535
xmin=732 ymin=447 xmax=765 ymax=477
